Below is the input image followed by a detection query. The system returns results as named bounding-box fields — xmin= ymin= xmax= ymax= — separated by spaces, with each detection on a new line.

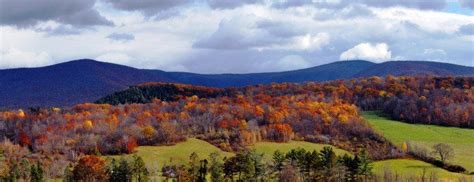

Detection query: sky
xmin=0 ymin=0 xmax=473 ymax=73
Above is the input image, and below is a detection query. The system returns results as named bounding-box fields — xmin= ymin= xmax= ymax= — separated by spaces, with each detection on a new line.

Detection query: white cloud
xmin=294 ymin=33 xmax=330 ymax=51
xmin=423 ymin=48 xmax=447 ymax=61
xmin=95 ymin=52 xmax=134 ymax=65
xmin=275 ymin=55 xmax=311 ymax=70
xmin=0 ymin=48 xmax=52 ymax=68
xmin=256 ymin=55 xmax=311 ymax=72
xmin=0 ymin=1 xmax=473 ymax=73
xmin=340 ymin=43 xmax=392 ymax=62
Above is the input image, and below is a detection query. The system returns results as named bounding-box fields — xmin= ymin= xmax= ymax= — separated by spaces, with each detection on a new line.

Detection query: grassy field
xmin=106 ymin=138 xmax=233 ymax=171
xmin=373 ymin=159 xmax=470 ymax=181
xmin=363 ymin=111 xmax=474 ymax=172
xmin=250 ymin=141 xmax=351 ymax=161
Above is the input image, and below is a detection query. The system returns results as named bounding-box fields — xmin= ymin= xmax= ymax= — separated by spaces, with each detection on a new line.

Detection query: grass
xmin=249 ymin=140 xmax=351 ymax=161
xmin=363 ymin=111 xmax=474 ymax=172
xmin=372 ymin=159 xmax=469 ymax=181
xmin=106 ymin=138 xmax=233 ymax=170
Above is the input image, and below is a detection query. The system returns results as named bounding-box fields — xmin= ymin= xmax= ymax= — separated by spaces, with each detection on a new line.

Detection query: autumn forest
xmin=0 ymin=76 xmax=473 ymax=181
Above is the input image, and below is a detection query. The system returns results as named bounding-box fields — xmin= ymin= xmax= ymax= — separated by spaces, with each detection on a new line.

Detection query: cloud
xmin=292 ymin=33 xmax=330 ymax=51
xmin=460 ymin=0 xmax=474 ymax=9
xmin=207 ymin=0 xmax=261 ymax=9
xmin=0 ymin=48 xmax=52 ymax=68
xmin=275 ymin=55 xmax=311 ymax=70
xmin=361 ymin=0 xmax=447 ymax=10
xmin=106 ymin=33 xmax=135 ymax=42
xmin=95 ymin=52 xmax=134 ymax=65
xmin=192 ymin=16 xmax=281 ymax=50
xmin=193 ymin=15 xmax=330 ymax=51
xmin=271 ymin=0 xmax=448 ymax=10
xmin=457 ymin=23 xmax=474 ymax=35
xmin=423 ymin=48 xmax=447 ymax=61
xmin=34 ymin=23 xmax=82 ymax=36
xmin=340 ymin=43 xmax=392 ymax=62
xmin=0 ymin=0 xmax=113 ymax=27
xmin=104 ymin=0 xmax=189 ymax=18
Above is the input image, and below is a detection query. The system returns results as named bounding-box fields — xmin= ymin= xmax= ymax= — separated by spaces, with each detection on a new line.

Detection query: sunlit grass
xmin=363 ymin=111 xmax=474 ymax=172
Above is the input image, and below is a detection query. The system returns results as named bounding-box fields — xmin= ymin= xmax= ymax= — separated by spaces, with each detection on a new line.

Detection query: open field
xmin=106 ymin=138 xmax=233 ymax=169
xmin=363 ymin=111 xmax=474 ymax=172
xmin=373 ymin=159 xmax=471 ymax=181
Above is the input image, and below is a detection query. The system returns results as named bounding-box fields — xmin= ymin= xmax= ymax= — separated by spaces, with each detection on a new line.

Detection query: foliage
xmin=72 ymin=155 xmax=108 ymax=181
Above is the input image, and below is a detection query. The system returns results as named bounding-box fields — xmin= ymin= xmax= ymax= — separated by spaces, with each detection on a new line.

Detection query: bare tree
xmin=431 ymin=143 xmax=454 ymax=163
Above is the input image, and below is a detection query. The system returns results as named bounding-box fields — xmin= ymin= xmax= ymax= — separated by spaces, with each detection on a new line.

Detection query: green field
xmin=373 ymin=159 xmax=470 ymax=181
xmin=107 ymin=138 xmax=233 ymax=172
xmin=250 ymin=140 xmax=351 ymax=161
xmin=363 ymin=111 xmax=474 ymax=172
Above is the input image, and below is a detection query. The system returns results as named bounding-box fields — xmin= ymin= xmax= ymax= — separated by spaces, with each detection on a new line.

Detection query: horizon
xmin=1 ymin=58 xmax=472 ymax=74
xmin=1 ymin=0 xmax=473 ymax=73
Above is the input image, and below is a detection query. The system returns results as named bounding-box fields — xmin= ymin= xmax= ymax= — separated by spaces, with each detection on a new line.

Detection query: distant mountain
xmin=354 ymin=61 xmax=474 ymax=77
xmin=0 ymin=59 xmax=472 ymax=108
xmin=0 ymin=60 xmax=172 ymax=108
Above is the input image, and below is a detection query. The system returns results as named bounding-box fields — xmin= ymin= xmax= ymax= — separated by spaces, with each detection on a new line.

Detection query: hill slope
xmin=0 ymin=59 xmax=472 ymax=108
xmin=0 ymin=60 xmax=172 ymax=108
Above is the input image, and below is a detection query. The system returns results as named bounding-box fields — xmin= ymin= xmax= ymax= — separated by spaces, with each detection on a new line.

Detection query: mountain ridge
xmin=0 ymin=59 xmax=472 ymax=108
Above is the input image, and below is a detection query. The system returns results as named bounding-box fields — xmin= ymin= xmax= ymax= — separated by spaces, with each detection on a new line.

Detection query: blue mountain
xmin=0 ymin=59 xmax=472 ymax=108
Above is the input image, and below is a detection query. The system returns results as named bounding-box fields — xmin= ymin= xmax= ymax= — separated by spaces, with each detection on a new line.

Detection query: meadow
xmin=363 ymin=111 xmax=474 ymax=172
xmin=372 ymin=159 xmax=469 ymax=180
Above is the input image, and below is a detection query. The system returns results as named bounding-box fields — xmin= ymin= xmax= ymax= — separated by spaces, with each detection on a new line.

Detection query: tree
xmin=132 ymin=155 xmax=149 ymax=182
xmin=73 ymin=155 xmax=108 ymax=181
xmin=209 ymin=152 xmax=223 ymax=182
xmin=63 ymin=163 xmax=74 ymax=182
xmin=110 ymin=158 xmax=132 ymax=182
xmin=188 ymin=152 xmax=200 ymax=181
xmin=279 ymin=164 xmax=299 ymax=182
xmin=432 ymin=143 xmax=454 ymax=163
xmin=272 ymin=150 xmax=285 ymax=172
xmin=198 ymin=159 xmax=208 ymax=182
xmin=357 ymin=149 xmax=373 ymax=179
xmin=30 ymin=162 xmax=44 ymax=182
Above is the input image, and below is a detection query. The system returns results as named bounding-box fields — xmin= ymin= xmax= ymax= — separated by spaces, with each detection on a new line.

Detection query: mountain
xmin=0 ymin=60 xmax=172 ymax=108
xmin=0 ymin=59 xmax=472 ymax=108
xmin=354 ymin=61 xmax=474 ymax=77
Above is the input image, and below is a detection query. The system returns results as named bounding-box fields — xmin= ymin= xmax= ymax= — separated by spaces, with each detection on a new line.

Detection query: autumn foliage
xmin=0 ymin=76 xmax=471 ymax=162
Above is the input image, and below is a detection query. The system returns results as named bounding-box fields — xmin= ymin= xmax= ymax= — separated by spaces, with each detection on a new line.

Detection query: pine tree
xmin=209 ymin=152 xmax=223 ymax=182
xmin=110 ymin=158 xmax=132 ymax=182
xmin=30 ymin=162 xmax=44 ymax=182
xmin=188 ymin=152 xmax=200 ymax=181
xmin=132 ymin=155 xmax=149 ymax=182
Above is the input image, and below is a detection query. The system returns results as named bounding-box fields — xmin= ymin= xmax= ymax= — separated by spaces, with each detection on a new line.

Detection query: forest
xmin=0 ymin=76 xmax=472 ymax=181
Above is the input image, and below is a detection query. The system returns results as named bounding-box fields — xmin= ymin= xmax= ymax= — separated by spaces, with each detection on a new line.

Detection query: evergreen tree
xmin=198 ymin=159 xmax=208 ymax=182
xmin=63 ymin=163 xmax=74 ymax=182
xmin=188 ymin=152 xmax=200 ymax=181
xmin=272 ymin=150 xmax=285 ymax=172
xmin=357 ymin=149 xmax=373 ymax=178
xmin=132 ymin=155 xmax=149 ymax=182
xmin=30 ymin=162 xmax=44 ymax=182
xmin=209 ymin=152 xmax=223 ymax=182
xmin=110 ymin=158 xmax=132 ymax=182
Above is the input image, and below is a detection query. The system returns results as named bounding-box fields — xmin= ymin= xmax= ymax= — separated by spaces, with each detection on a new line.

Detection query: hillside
xmin=0 ymin=60 xmax=172 ymax=108
xmin=0 ymin=59 xmax=472 ymax=108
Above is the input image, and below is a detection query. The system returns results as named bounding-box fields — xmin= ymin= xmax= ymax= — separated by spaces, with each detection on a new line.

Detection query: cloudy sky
xmin=0 ymin=0 xmax=473 ymax=73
